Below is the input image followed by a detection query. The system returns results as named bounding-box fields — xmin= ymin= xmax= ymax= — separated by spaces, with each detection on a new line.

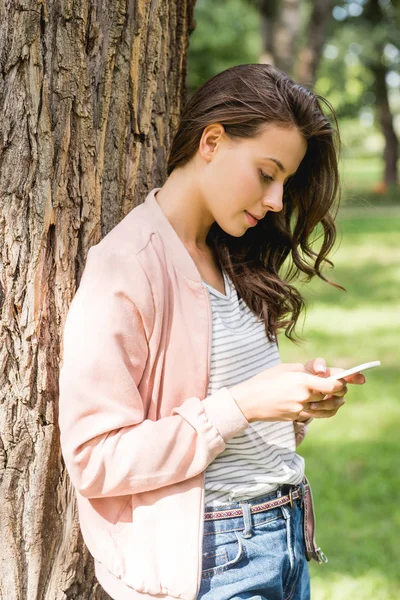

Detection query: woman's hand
xmin=228 ymin=362 xmax=347 ymax=423
xmin=304 ymin=357 xmax=366 ymax=385
xmin=295 ymin=357 xmax=366 ymax=421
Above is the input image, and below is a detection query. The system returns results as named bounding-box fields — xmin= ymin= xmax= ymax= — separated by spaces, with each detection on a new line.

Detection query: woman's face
xmin=199 ymin=122 xmax=307 ymax=237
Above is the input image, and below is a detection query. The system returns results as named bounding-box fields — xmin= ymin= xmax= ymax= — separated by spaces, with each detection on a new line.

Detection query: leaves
xmin=187 ymin=0 xmax=262 ymax=93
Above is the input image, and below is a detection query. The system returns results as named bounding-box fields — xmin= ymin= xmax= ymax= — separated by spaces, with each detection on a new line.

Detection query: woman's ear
xmin=199 ymin=123 xmax=225 ymax=162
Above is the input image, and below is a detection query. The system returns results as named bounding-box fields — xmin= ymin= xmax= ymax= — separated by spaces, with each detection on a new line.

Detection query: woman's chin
xmin=216 ymin=220 xmax=249 ymax=238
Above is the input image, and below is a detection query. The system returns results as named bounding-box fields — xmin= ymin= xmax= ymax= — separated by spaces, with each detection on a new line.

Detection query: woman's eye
xmin=260 ymin=170 xmax=274 ymax=182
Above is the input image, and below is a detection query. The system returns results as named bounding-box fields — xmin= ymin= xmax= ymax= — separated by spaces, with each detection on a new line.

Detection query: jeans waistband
xmin=204 ymin=480 xmax=307 ymax=522
xmin=203 ymin=481 xmax=307 ymax=539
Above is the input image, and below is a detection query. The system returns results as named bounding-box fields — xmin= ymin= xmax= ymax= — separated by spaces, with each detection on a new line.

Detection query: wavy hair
xmin=167 ymin=64 xmax=341 ymax=341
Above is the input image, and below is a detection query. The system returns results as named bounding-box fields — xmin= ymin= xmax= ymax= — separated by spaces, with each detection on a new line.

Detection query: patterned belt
xmin=204 ymin=482 xmax=308 ymax=521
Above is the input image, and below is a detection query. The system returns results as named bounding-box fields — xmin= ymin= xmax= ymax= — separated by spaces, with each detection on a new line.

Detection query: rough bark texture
xmin=296 ymin=0 xmax=335 ymax=88
xmin=0 ymin=0 xmax=196 ymax=598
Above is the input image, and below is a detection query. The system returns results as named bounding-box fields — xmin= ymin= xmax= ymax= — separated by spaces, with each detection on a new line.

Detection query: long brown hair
xmin=167 ymin=64 xmax=341 ymax=341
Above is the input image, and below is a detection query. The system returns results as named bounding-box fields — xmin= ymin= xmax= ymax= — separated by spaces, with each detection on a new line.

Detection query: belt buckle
xmin=288 ymin=487 xmax=294 ymax=509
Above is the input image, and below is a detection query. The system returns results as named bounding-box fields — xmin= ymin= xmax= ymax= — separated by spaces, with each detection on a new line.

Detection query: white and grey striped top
xmin=203 ymin=270 xmax=305 ymax=506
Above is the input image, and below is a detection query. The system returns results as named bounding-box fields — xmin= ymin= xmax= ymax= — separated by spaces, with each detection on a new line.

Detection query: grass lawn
xmin=340 ymin=156 xmax=400 ymax=206
xmin=279 ymin=209 xmax=400 ymax=599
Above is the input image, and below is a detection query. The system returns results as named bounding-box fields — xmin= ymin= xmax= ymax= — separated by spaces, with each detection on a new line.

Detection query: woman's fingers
xmin=301 ymin=372 xmax=345 ymax=396
xmin=343 ymin=372 xmax=366 ymax=384
xmin=328 ymin=368 xmax=366 ymax=385
xmin=299 ymin=396 xmax=345 ymax=419
xmin=310 ymin=396 xmax=346 ymax=411
xmin=304 ymin=363 xmax=367 ymax=385
xmin=329 ymin=386 xmax=348 ymax=398
xmin=305 ymin=357 xmax=327 ymax=375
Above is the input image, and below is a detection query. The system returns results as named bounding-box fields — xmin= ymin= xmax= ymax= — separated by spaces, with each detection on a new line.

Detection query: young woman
xmin=59 ymin=64 xmax=365 ymax=600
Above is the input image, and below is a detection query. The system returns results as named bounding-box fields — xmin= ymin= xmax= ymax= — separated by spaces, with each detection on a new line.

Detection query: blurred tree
xmin=255 ymin=0 xmax=301 ymax=76
xmin=249 ymin=0 xmax=338 ymax=84
xmin=314 ymin=26 xmax=375 ymax=119
xmin=296 ymin=0 xmax=336 ymax=87
xmin=363 ymin=0 xmax=399 ymax=185
xmin=324 ymin=0 xmax=400 ymax=185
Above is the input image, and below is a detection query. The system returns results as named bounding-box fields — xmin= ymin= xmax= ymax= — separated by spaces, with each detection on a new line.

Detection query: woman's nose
xmin=262 ymin=184 xmax=283 ymax=213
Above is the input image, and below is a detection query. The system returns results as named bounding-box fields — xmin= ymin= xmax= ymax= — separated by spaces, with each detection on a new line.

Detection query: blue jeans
xmin=197 ymin=486 xmax=310 ymax=600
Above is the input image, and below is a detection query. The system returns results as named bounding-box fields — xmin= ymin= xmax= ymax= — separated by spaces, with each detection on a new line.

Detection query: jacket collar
xmin=143 ymin=188 xmax=203 ymax=283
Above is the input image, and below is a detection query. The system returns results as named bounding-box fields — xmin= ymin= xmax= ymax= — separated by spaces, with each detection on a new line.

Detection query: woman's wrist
xmin=228 ymin=383 xmax=255 ymax=422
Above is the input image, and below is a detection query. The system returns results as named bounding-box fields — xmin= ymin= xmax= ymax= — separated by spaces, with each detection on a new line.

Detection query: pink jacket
xmin=58 ymin=188 xmax=308 ymax=599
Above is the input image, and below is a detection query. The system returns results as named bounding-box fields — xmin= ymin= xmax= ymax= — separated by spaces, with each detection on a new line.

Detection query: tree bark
xmin=0 ymin=1 xmax=196 ymax=598
xmin=296 ymin=0 xmax=335 ymax=88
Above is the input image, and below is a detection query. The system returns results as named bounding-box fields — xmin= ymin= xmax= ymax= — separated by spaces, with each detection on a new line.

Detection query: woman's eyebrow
xmin=261 ymin=156 xmax=286 ymax=173
xmin=261 ymin=157 xmax=297 ymax=182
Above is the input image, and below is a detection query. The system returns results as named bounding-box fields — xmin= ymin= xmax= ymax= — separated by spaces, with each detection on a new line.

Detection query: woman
xmin=59 ymin=64 xmax=365 ymax=600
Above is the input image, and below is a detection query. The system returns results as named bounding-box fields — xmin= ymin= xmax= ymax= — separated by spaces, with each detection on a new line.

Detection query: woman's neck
xmin=154 ymin=166 xmax=214 ymax=251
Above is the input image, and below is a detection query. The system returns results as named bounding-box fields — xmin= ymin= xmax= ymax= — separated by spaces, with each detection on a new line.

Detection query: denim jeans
xmin=197 ymin=486 xmax=310 ymax=600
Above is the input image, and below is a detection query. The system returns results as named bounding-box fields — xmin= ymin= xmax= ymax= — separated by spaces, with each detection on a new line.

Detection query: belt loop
xmin=277 ymin=486 xmax=290 ymax=520
xmin=239 ymin=502 xmax=253 ymax=539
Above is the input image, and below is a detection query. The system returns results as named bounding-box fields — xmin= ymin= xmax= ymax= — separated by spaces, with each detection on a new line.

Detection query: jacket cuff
xmin=202 ymin=387 xmax=249 ymax=442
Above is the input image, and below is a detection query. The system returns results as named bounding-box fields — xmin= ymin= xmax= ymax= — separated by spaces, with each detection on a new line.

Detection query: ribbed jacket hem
xmin=95 ymin=560 xmax=190 ymax=600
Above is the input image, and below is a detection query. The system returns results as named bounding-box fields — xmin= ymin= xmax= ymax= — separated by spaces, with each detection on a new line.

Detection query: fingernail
xmin=316 ymin=365 xmax=326 ymax=374
xmin=311 ymin=402 xmax=319 ymax=409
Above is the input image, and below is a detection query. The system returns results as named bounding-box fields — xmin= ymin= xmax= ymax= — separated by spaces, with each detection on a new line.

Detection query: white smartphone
xmin=328 ymin=360 xmax=381 ymax=381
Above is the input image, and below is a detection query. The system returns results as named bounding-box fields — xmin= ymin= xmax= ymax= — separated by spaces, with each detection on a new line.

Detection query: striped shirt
xmin=203 ymin=270 xmax=305 ymax=505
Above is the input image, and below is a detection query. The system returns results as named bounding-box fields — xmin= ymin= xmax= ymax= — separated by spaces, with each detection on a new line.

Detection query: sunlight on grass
xmin=305 ymin=306 xmax=400 ymax=334
xmin=340 ymin=157 xmax=382 ymax=190
xmin=333 ymin=242 xmax=400 ymax=266
xmin=310 ymin=573 xmax=400 ymax=600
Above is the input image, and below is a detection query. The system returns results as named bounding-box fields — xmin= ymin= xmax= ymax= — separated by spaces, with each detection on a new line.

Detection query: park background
xmin=187 ymin=1 xmax=400 ymax=598
xmin=0 ymin=0 xmax=399 ymax=598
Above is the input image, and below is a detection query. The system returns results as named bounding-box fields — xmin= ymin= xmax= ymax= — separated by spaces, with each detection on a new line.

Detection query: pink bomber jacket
xmin=58 ymin=187 xmax=309 ymax=600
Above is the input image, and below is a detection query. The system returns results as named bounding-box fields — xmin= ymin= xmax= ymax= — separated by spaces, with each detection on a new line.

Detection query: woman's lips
xmin=245 ymin=210 xmax=259 ymax=226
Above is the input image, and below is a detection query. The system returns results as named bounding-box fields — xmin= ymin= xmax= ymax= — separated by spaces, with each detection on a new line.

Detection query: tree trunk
xmin=259 ymin=0 xmax=300 ymax=77
xmin=372 ymin=63 xmax=399 ymax=185
xmin=296 ymin=0 xmax=335 ymax=88
xmin=363 ymin=0 xmax=399 ymax=186
xmin=0 ymin=1 xmax=196 ymax=598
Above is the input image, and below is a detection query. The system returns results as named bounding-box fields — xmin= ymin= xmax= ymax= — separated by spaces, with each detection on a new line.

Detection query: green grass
xmin=279 ymin=211 xmax=400 ymax=599
xmin=340 ymin=156 xmax=400 ymax=206
xmin=341 ymin=157 xmax=383 ymax=189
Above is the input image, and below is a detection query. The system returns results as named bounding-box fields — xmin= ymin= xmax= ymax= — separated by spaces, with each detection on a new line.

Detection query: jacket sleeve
xmin=58 ymin=245 xmax=248 ymax=499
